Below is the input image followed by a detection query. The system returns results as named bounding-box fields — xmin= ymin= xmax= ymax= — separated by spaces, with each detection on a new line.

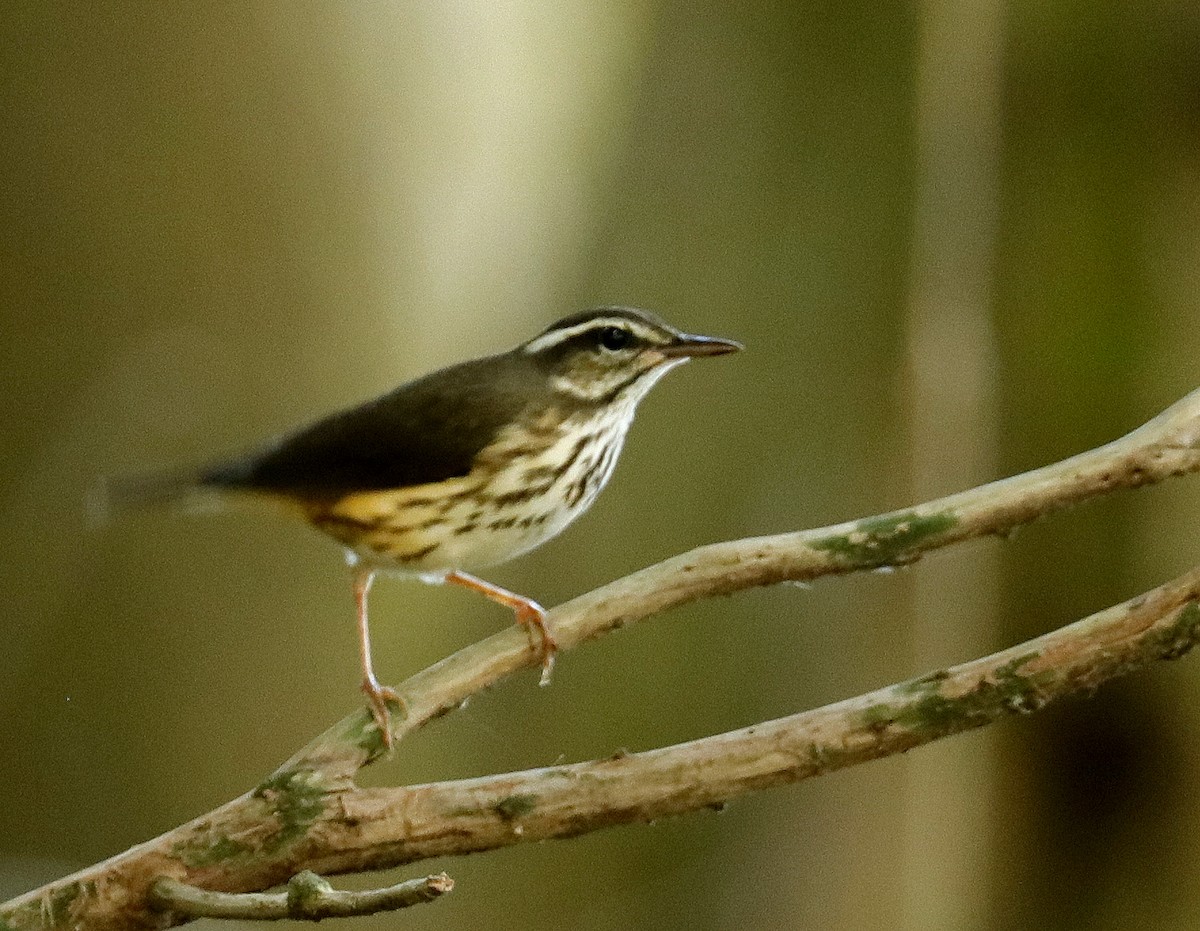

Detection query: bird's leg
xmin=445 ymin=570 xmax=557 ymax=686
xmin=353 ymin=568 xmax=402 ymax=747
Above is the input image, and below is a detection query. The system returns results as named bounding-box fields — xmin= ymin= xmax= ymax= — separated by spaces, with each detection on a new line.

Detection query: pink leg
xmin=354 ymin=568 xmax=402 ymax=747
xmin=445 ymin=570 xmax=557 ymax=685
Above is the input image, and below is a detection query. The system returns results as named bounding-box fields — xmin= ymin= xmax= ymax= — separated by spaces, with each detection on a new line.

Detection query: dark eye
xmin=597 ymin=326 xmax=631 ymax=351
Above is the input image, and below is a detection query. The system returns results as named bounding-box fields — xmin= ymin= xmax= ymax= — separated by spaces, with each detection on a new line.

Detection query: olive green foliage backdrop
xmin=3 ymin=3 xmax=1199 ymax=929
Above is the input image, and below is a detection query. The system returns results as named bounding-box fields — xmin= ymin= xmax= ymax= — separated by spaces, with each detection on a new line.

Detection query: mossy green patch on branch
xmin=858 ymin=653 xmax=1052 ymax=738
xmin=1151 ymin=601 xmax=1200 ymax=660
xmin=285 ymin=698 xmax=405 ymax=776
xmin=173 ymin=833 xmax=254 ymax=869
xmin=1 ymin=880 xmax=94 ymax=930
xmin=446 ymin=793 xmax=539 ymax=821
xmin=811 ymin=510 xmax=959 ymax=567
xmin=49 ymin=881 xmax=94 ymax=928
xmin=493 ymin=793 xmax=538 ymax=820
xmin=859 ymin=702 xmax=897 ymax=730
xmin=340 ymin=709 xmax=394 ymax=760
xmin=0 ymin=905 xmax=37 ymax=931
xmin=896 ymin=668 xmax=951 ymax=695
xmin=892 ymin=652 xmax=1051 ymax=734
xmin=255 ymin=768 xmax=328 ymax=853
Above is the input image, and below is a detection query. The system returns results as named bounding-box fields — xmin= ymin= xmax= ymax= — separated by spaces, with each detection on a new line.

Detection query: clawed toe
xmin=516 ymin=604 xmax=557 ymax=687
xmin=361 ymin=679 xmax=404 ymax=749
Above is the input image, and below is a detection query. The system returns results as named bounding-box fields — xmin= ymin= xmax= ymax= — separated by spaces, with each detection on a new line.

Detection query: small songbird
xmin=105 ymin=307 xmax=741 ymax=743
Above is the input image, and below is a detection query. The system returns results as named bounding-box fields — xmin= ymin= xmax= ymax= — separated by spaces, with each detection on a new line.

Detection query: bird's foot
xmin=361 ymin=677 xmax=404 ymax=749
xmin=444 ymin=570 xmax=558 ymax=686
xmin=514 ymin=601 xmax=557 ymax=687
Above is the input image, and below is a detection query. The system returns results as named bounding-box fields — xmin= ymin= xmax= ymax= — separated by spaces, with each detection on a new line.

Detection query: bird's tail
xmin=88 ymin=466 xmax=224 ymax=525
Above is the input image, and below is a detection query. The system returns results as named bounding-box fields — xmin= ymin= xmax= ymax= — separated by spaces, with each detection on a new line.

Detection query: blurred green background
xmin=4 ymin=3 xmax=1200 ymax=929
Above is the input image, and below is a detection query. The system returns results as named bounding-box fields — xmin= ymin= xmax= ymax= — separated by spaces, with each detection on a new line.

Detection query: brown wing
xmin=201 ymin=352 xmax=538 ymax=499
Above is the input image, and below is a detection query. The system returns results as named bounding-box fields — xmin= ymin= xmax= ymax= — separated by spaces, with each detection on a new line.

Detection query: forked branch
xmin=7 ymin=386 xmax=1200 ymax=931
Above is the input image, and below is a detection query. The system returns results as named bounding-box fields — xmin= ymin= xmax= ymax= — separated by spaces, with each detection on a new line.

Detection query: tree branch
xmin=7 ymin=386 xmax=1200 ymax=931
xmin=148 ymin=871 xmax=452 ymax=921
xmin=301 ymin=565 xmax=1200 ymax=874
xmin=289 ymin=382 xmax=1200 ymax=781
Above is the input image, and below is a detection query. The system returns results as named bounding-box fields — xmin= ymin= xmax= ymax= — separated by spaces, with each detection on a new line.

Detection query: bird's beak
xmin=658 ymin=333 xmax=744 ymax=358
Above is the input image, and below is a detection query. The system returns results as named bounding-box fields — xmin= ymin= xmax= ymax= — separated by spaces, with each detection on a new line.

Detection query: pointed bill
xmin=658 ymin=333 xmax=744 ymax=358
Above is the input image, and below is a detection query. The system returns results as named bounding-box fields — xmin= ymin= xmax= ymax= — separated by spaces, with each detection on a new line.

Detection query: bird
xmin=103 ymin=307 xmax=741 ymax=745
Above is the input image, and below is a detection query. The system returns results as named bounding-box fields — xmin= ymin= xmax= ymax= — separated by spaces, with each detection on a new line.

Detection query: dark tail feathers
xmin=88 ymin=467 xmax=217 ymax=525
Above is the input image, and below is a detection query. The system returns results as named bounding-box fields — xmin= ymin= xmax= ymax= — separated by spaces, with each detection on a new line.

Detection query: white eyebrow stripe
xmin=522 ymin=318 xmax=665 ymax=355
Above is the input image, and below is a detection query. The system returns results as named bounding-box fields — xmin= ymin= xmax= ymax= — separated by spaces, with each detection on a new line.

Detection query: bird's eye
xmin=597 ymin=326 xmax=631 ymax=351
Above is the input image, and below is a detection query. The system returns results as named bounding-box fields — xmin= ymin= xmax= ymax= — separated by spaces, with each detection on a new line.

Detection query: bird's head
xmin=520 ymin=307 xmax=741 ymax=406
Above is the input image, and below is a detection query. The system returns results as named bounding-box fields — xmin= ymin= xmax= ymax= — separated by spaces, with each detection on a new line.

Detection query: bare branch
xmin=289 ymin=383 xmax=1200 ymax=780
xmin=298 ymin=565 xmax=1200 ymax=872
xmin=5 ymin=386 xmax=1200 ymax=930
xmin=148 ymin=871 xmax=452 ymax=921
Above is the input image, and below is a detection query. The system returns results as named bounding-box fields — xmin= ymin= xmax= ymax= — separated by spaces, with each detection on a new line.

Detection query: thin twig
xmin=149 ymin=871 xmax=452 ymax=921
xmin=5 ymin=387 xmax=1200 ymax=931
